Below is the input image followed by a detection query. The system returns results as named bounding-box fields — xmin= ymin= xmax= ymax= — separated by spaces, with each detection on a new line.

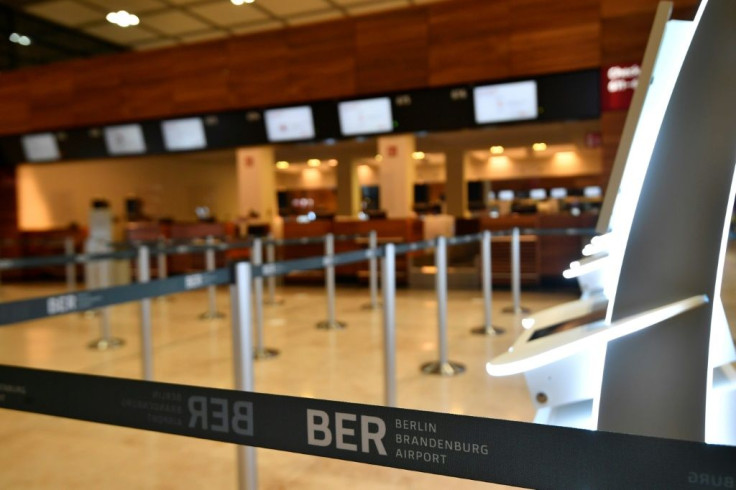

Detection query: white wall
xmin=17 ymin=153 xmax=238 ymax=231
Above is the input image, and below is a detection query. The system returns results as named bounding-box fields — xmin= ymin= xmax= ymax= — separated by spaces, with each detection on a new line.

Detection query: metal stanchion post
xmin=138 ymin=246 xmax=154 ymax=380
xmin=317 ymin=233 xmax=346 ymax=329
xmin=421 ymin=237 xmax=465 ymax=376
xmin=156 ymin=236 xmax=171 ymax=302
xmin=88 ymin=248 xmax=124 ymax=350
xmin=263 ymin=236 xmax=283 ymax=306
xmin=64 ymin=236 xmax=76 ymax=292
xmin=472 ymin=231 xmax=505 ymax=335
xmin=503 ymin=227 xmax=530 ymax=314
xmin=252 ymin=238 xmax=279 ymax=359
xmin=200 ymin=235 xmax=225 ymax=320
xmin=362 ymin=230 xmax=381 ymax=310
xmin=382 ymin=244 xmax=397 ymax=407
xmin=231 ymin=261 xmax=258 ymax=490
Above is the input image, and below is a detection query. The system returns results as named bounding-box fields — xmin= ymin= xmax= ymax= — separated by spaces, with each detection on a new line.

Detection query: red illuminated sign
xmin=601 ymin=63 xmax=641 ymax=111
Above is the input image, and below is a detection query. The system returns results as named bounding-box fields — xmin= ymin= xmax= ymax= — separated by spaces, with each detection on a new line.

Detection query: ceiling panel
xmin=143 ymin=10 xmax=210 ymax=35
xmin=190 ymin=2 xmax=268 ymax=27
xmin=11 ymin=0 xmax=451 ymax=52
xmin=346 ymin=0 xmax=412 ymax=16
xmin=258 ymin=0 xmax=331 ymax=17
xmin=25 ymin=0 xmax=102 ymax=27
xmin=85 ymin=23 xmax=158 ymax=43
xmin=81 ymin=0 xmax=166 ymax=13
xmin=286 ymin=9 xmax=344 ymax=26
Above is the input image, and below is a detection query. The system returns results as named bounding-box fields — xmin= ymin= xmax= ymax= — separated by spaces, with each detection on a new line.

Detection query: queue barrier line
xmin=0 ymin=268 xmax=231 ymax=326
xmin=0 ymin=249 xmax=138 ymax=271
xmin=0 ymin=363 xmax=733 ymax=489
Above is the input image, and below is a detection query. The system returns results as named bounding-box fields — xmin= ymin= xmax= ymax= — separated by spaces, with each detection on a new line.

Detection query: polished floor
xmin=1 ymin=250 xmax=735 ymax=489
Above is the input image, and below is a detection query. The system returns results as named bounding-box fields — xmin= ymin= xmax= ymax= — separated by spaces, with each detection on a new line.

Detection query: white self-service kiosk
xmin=488 ymin=0 xmax=736 ymax=444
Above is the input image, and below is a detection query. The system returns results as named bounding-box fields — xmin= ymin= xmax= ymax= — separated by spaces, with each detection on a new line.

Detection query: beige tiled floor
xmin=0 ymin=249 xmax=735 ymax=489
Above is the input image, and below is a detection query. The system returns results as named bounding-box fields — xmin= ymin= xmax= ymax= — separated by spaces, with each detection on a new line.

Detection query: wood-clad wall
xmin=0 ymin=0 xmax=698 ymax=236
xmin=0 ymin=0 xmax=697 ymax=137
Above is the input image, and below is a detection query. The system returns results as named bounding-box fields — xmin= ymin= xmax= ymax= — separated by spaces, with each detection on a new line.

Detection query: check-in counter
xmin=456 ymin=213 xmax=597 ymax=285
xmin=282 ymin=219 xmax=423 ymax=284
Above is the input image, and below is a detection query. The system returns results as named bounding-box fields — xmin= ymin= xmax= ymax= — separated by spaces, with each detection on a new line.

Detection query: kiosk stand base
xmin=421 ymin=361 xmax=466 ymax=376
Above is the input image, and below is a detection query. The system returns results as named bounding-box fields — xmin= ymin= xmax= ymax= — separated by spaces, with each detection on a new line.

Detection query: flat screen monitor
xmin=104 ymin=124 xmax=146 ymax=156
xmin=498 ymin=190 xmax=515 ymax=201
xmin=473 ymin=80 xmax=538 ymax=124
xmin=550 ymin=187 xmax=568 ymax=199
xmin=264 ymin=105 xmax=316 ymax=142
xmin=21 ymin=133 xmax=60 ymax=162
xmin=338 ymin=97 xmax=393 ymax=136
xmin=530 ymin=188 xmax=548 ymax=200
xmin=161 ymin=117 xmax=207 ymax=151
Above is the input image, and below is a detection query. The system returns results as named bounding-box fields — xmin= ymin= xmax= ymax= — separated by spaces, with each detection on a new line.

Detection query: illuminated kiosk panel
xmin=21 ymin=133 xmax=60 ymax=162
xmin=264 ymin=105 xmax=315 ymax=143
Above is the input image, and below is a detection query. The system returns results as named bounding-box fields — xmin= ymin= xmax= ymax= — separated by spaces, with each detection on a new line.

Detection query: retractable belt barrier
xmin=0 ymin=364 xmax=733 ymax=489
xmin=0 ymin=269 xmax=231 ymax=326
xmin=0 ymin=249 xmax=137 ymax=271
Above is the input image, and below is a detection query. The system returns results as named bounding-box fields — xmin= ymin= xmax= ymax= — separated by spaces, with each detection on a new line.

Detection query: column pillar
xmin=445 ymin=147 xmax=469 ymax=218
xmin=236 ymin=147 xmax=277 ymax=223
xmin=336 ymin=159 xmax=360 ymax=218
xmin=377 ymin=135 xmax=415 ymax=218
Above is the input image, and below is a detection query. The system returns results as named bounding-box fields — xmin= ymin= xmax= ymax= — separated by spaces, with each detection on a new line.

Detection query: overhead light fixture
xmin=412 ymin=151 xmax=426 ymax=160
xmin=231 ymin=0 xmax=255 ymax=4
xmin=106 ymin=10 xmax=140 ymax=27
xmin=9 ymin=33 xmax=31 ymax=46
xmin=327 ymin=159 xmax=338 ymax=167
xmin=490 ymin=145 xmax=504 ymax=154
xmin=375 ymin=154 xmax=383 ymax=162
xmin=532 ymin=142 xmax=547 ymax=152
xmin=276 ymin=161 xmax=289 ymax=169
xmin=307 ymin=158 xmax=321 ymax=167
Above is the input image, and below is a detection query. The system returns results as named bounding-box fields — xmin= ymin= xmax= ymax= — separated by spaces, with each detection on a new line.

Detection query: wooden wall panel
xmin=510 ymin=23 xmax=600 ymax=76
xmin=427 ymin=0 xmax=510 ymax=86
xmin=286 ymin=20 xmax=356 ymax=102
xmin=227 ymin=31 xmax=289 ymax=108
xmin=355 ymin=8 xmax=429 ymax=94
xmin=600 ymin=109 xmax=627 ymax=187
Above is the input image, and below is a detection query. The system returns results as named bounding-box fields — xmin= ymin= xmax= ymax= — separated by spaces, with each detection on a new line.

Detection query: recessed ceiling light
xmin=231 ymin=0 xmax=255 ymax=5
xmin=106 ymin=10 xmax=139 ymax=28
xmin=307 ymin=158 xmax=321 ymax=167
xmin=375 ymin=154 xmax=383 ymax=162
xmin=490 ymin=145 xmax=504 ymax=154
xmin=9 ymin=32 xmax=31 ymax=46
xmin=276 ymin=161 xmax=289 ymax=169
xmin=412 ymin=151 xmax=426 ymax=160
xmin=532 ymin=142 xmax=547 ymax=152
xmin=327 ymin=159 xmax=338 ymax=167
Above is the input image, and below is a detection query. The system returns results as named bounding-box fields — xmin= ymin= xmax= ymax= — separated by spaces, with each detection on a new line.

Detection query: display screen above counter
xmin=1 ymin=69 xmax=599 ymax=165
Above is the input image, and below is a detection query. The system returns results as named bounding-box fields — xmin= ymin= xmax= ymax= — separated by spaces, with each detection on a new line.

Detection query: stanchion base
xmin=420 ymin=360 xmax=466 ymax=376
xmin=253 ymin=347 xmax=280 ymax=360
xmin=263 ymin=297 xmax=285 ymax=306
xmin=360 ymin=302 xmax=382 ymax=310
xmin=87 ymin=337 xmax=125 ymax=350
xmin=470 ymin=325 xmax=506 ymax=336
xmin=199 ymin=311 xmax=225 ymax=320
xmin=316 ymin=320 xmax=347 ymax=330
xmin=501 ymin=305 xmax=531 ymax=314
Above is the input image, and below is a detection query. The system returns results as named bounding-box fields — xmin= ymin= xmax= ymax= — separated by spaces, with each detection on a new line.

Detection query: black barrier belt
xmin=446 ymin=233 xmax=483 ymax=246
xmin=256 ymin=248 xmax=383 ymax=278
xmin=0 ymin=249 xmax=138 ymax=271
xmin=518 ymin=227 xmax=598 ymax=237
xmin=0 ymin=268 xmax=231 ymax=326
xmin=394 ymin=239 xmax=437 ymax=255
xmin=0 ymin=364 xmax=733 ymax=489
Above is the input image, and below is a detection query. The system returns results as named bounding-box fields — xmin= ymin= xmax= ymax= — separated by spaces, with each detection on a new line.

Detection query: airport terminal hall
xmin=0 ymin=0 xmax=735 ymax=488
